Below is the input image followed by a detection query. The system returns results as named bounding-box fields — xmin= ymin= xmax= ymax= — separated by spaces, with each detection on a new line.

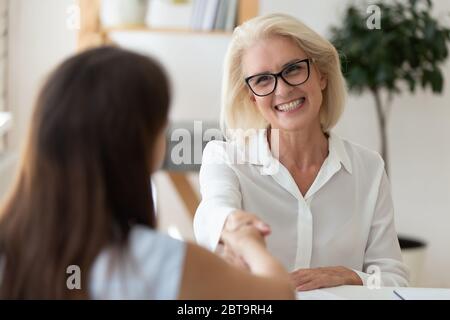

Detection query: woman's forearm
xmin=241 ymin=240 xmax=289 ymax=281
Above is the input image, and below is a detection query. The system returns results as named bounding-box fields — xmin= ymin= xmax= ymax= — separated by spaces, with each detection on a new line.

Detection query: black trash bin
xmin=398 ymin=235 xmax=427 ymax=286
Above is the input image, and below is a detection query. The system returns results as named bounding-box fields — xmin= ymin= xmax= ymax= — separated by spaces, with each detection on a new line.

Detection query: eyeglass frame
xmin=244 ymin=58 xmax=313 ymax=97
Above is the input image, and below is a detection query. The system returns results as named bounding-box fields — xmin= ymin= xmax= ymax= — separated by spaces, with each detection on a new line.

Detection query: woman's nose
xmin=274 ymin=77 xmax=294 ymax=97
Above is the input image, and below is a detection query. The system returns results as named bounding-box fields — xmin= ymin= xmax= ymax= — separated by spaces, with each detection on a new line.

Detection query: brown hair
xmin=0 ymin=46 xmax=170 ymax=299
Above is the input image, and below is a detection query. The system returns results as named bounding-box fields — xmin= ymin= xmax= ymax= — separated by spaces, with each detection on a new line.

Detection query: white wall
xmin=109 ymin=31 xmax=231 ymax=122
xmin=0 ymin=0 xmax=77 ymax=194
xmin=8 ymin=0 xmax=77 ymax=147
xmin=1 ymin=0 xmax=449 ymax=288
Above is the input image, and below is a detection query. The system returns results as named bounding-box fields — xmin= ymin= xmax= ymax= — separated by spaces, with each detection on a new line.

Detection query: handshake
xmin=218 ymin=210 xmax=272 ymax=271
xmin=218 ymin=210 xmax=363 ymax=291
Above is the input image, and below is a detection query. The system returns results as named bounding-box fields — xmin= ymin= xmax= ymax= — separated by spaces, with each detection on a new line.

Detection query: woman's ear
xmin=315 ymin=65 xmax=328 ymax=91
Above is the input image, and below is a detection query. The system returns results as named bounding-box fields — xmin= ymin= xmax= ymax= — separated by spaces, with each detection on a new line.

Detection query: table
xmin=296 ymin=285 xmax=450 ymax=300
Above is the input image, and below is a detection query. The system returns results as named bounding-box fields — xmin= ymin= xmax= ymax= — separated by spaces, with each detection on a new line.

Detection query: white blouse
xmin=194 ymin=130 xmax=409 ymax=287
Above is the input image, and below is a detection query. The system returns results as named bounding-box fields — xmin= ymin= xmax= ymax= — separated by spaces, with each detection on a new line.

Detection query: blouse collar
xmin=242 ymin=128 xmax=353 ymax=175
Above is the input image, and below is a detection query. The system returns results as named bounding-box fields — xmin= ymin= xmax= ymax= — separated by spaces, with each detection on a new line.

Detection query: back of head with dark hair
xmin=0 ymin=46 xmax=170 ymax=299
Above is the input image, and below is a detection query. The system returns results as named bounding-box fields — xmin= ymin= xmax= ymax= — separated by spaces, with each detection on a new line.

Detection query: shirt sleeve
xmin=355 ymin=168 xmax=410 ymax=287
xmin=193 ymin=141 xmax=242 ymax=251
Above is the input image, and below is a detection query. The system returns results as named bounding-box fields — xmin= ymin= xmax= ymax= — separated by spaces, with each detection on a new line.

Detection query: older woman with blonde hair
xmin=194 ymin=13 xmax=409 ymax=291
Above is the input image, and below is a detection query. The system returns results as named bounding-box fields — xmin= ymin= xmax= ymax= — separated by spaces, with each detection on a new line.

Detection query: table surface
xmin=296 ymin=285 xmax=450 ymax=300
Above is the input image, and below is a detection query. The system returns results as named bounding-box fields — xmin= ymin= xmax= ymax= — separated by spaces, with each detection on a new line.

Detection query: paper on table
xmin=393 ymin=288 xmax=450 ymax=300
xmin=297 ymin=289 xmax=346 ymax=300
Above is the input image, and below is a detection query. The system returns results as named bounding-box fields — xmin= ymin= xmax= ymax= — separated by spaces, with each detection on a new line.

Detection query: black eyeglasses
xmin=245 ymin=58 xmax=312 ymax=97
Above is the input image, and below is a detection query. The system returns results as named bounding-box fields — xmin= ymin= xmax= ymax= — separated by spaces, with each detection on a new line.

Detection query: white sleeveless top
xmin=0 ymin=226 xmax=185 ymax=299
xmin=89 ymin=226 xmax=186 ymax=299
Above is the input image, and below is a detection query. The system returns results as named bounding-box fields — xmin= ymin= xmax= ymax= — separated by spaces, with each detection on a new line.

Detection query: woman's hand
xmin=221 ymin=223 xmax=266 ymax=251
xmin=221 ymin=242 xmax=249 ymax=270
xmin=222 ymin=210 xmax=271 ymax=235
xmin=290 ymin=266 xmax=363 ymax=291
xmin=221 ymin=224 xmax=267 ymax=268
xmin=219 ymin=210 xmax=271 ymax=269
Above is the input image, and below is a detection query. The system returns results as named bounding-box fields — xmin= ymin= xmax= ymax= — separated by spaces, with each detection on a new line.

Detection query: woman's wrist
xmin=344 ymin=268 xmax=363 ymax=285
xmin=237 ymin=236 xmax=266 ymax=259
xmin=239 ymin=239 xmax=286 ymax=275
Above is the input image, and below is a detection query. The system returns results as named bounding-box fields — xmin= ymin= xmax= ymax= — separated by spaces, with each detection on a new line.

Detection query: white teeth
xmin=276 ymin=98 xmax=305 ymax=112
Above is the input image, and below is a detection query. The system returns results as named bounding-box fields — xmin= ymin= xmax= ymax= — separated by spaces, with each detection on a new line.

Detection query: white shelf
xmin=105 ymin=26 xmax=233 ymax=36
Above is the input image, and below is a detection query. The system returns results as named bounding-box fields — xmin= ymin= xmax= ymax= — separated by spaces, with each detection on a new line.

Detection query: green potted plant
xmin=329 ymin=0 xmax=450 ymax=286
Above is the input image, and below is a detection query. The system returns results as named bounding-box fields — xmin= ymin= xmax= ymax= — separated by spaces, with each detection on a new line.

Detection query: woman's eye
xmin=255 ymin=75 xmax=271 ymax=85
xmin=284 ymin=64 xmax=302 ymax=75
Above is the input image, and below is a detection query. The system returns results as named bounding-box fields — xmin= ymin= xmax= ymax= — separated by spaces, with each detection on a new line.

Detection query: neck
xmin=269 ymin=123 xmax=329 ymax=170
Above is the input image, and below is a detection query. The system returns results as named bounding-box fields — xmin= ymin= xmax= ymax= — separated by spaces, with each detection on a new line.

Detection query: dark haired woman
xmin=0 ymin=47 xmax=294 ymax=299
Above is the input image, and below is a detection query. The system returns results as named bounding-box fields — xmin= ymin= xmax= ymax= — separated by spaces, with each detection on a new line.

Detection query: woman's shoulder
xmin=89 ymin=226 xmax=186 ymax=299
xmin=203 ymin=139 xmax=239 ymax=154
xmin=203 ymin=139 xmax=229 ymax=153
xmin=127 ymin=226 xmax=186 ymax=261
xmin=333 ymin=134 xmax=385 ymax=173
xmin=202 ymin=139 xmax=242 ymax=164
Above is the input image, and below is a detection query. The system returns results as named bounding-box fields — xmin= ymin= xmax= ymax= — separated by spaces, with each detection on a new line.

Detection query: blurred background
xmin=0 ymin=0 xmax=449 ymax=288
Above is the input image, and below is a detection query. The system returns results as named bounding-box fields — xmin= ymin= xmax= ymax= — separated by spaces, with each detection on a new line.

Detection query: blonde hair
xmin=221 ymin=13 xmax=347 ymax=138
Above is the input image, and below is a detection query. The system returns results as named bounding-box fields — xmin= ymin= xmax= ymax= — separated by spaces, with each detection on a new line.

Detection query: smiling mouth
xmin=274 ymin=98 xmax=306 ymax=112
